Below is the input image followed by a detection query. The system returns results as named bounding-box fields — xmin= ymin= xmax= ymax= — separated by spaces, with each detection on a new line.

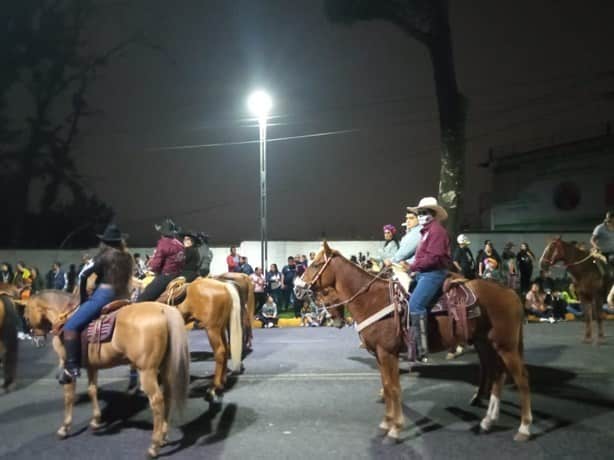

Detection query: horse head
xmin=20 ymin=291 xmax=76 ymax=337
xmin=294 ymin=241 xmax=338 ymax=299
xmin=539 ymin=236 xmax=566 ymax=270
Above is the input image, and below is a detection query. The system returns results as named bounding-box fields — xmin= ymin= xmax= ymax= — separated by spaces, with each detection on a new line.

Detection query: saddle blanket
xmin=86 ymin=312 xmax=117 ymax=344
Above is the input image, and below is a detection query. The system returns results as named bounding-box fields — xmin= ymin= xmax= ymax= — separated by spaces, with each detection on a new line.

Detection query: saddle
xmin=157 ymin=276 xmax=189 ymax=305
xmin=430 ymin=276 xmax=480 ymax=343
xmin=79 ymin=299 xmax=131 ymax=365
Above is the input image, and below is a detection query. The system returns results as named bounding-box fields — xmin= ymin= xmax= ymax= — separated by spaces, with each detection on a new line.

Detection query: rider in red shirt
xmin=137 ymin=218 xmax=185 ymax=302
xmin=407 ymin=197 xmax=451 ymax=363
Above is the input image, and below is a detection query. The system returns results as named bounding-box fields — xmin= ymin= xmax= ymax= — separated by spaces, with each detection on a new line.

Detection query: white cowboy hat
xmin=407 ymin=196 xmax=448 ymax=221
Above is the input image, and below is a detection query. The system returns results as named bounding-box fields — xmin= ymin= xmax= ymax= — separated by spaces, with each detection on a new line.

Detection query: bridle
xmin=542 ymin=239 xmax=594 ymax=268
xmin=296 ymin=252 xmax=393 ymax=312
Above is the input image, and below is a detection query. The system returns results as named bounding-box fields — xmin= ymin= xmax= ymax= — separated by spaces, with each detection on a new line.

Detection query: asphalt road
xmin=1 ymin=321 xmax=614 ymax=460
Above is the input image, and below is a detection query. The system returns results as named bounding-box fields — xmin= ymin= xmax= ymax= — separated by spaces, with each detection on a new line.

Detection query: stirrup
xmin=57 ymin=368 xmax=80 ymax=385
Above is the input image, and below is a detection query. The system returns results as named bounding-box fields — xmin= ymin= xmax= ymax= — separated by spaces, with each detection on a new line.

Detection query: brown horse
xmin=0 ymin=290 xmax=19 ymax=392
xmin=540 ymin=237 xmax=612 ymax=344
xmin=19 ymin=290 xmax=189 ymax=458
xmin=214 ymin=272 xmax=256 ymax=350
xmin=295 ymin=243 xmax=532 ymax=443
xmin=174 ymin=277 xmax=243 ymax=402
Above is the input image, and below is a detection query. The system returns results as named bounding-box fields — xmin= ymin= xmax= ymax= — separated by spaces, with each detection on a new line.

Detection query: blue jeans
xmin=409 ymin=270 xmax=447 ymax=315
xmin=64 ymin=286 xmax=116 ymax=332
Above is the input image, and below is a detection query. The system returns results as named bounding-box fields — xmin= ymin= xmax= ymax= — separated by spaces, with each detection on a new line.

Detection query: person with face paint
xmin=406 ymin=197 xmax=451 ymax=363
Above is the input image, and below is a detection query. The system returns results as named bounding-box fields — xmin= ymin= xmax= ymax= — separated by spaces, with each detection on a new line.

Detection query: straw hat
xmin=407 ymin=197 xmax=448 ymax=221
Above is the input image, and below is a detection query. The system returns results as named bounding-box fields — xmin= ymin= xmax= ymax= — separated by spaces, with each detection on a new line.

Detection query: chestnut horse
xmin=295 ymin=243 xmax=532 ymax=443
xmin=19 ymin=290 xmax=189 ymax=458
xmin=174 ymin=277 xmax=243 ymax=402
xmin=0 ymin=290 xmax=19 ymax=392
xmin=540 ymin=237 xmax=612 ymax=344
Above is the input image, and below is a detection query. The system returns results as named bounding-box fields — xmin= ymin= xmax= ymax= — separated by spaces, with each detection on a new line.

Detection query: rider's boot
xmin=411 ymin=314 xmax=429 ymax=363
xmin=58 ymin=330 xmax=81 ymax=384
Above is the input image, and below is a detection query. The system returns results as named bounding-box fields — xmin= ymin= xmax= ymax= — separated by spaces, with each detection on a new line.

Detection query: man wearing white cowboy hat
xmin=406 ymin=196 xmax=452 ymax=363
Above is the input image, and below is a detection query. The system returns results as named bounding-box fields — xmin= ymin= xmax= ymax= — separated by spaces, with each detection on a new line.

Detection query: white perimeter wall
xmin=0 ymin=232 xmax=591 ymax=280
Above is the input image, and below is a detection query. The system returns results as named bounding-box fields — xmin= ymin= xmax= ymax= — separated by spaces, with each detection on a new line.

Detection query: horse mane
xmin=331 ymin=250 xmax=390 ymax=286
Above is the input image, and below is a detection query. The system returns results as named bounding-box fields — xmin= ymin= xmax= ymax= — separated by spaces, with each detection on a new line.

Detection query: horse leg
xmin=207 ymin=329 xmax=227 ymax=403
xmin=379 ymin=350 xmax=404 ymax=442
xmin=87 ymin=367 xmax=103 ymax=430
xmin=471 ymin=339 xmax=494 ymax=406
xmin=375 ymin=355 xmax=392 ymax=434
xmin=57 ymin=381 xmax=76 ymax=438
xmin=160 ymin=381 xmax=171 ymax=446
xmin=583 ymin=302 xmax=593 ymax=344
xmin=597 ymin=300 xmax=606 ymax=344
xmin=140 ymin=369 xmax=165 ymax=458
xmin=479 ymin=364 xmax=505 ymax=432
xmin=497 ymin=349 xmax=532 ymax=441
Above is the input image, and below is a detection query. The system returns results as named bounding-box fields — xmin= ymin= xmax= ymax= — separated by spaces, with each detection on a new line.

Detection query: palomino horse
xmin=0 ymin=286 xmax=19 ymax=392
xmin=540 ymin=237 xmax=613 ymax=344
xmin=295 ymin=243 xmax=532 ymax=443
xmin=171 ymin=277 xmax=243 ymax=402
xmin=19 ymin=290 xmax=189 ymax=458
xmin=214 ymin=272 xmax=255 ymax=351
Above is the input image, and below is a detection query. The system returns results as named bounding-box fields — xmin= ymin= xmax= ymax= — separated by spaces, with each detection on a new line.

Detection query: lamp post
xmin=247 ymin=90 xmax=272 ymax=274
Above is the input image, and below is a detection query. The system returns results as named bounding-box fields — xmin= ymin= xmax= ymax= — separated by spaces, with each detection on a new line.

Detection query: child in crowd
xmin=525 ymin=282 xmax=555 ymax=323
xmin=258 ymin=295 xmax=279 ymax=328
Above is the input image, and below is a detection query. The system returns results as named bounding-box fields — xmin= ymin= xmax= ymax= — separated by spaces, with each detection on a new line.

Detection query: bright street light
xmin=247 ymin=90 xmax=272 ymax=273
xmin=247 ymin=90 xmax=272 ymax=119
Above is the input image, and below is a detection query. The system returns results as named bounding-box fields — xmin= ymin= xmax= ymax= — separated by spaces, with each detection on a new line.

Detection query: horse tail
xmin=1 ymin=296 xmax=19 ymax=390
xmin=224 ymin=283 xmax=243 ymax=372
xmin=162 ymin=305 xmax=190 ymax=415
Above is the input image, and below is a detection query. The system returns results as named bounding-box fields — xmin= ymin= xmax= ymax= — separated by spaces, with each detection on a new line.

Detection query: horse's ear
xmin=554 ymin=235 xmax=561 ymax=241
xmin=322 ymin=240 xmax=332 ymax=255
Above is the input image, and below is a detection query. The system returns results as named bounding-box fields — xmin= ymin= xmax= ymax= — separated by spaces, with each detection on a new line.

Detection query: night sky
xmin=68 ymin=0 xmax=614 ymax=245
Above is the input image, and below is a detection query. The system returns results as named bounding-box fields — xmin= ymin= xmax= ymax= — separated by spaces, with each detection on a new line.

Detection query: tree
xmin=0 ymin=1 xmax=157 ymax=247
xmin=325 ymin=0 xmax=466 ymax=232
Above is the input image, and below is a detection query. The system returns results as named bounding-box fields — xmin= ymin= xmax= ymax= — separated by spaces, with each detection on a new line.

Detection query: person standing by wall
xmin=250 ymin=267 xmax=266 ymax=312
xmin=516 ymin=242 xmax=536 ymax=296
xmin=452 ymin=234 xmax=476 ymax=279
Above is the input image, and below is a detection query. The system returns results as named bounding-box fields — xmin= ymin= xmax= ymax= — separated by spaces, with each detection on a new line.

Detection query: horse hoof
xmin=57 ymin=426 xmax=70 ymax=439
xmin=582 ymin=337 xmax=593 ymax=344
xmin=479 ymin=418 xmax=492 ymax=433
xmin=147 ymin=446 xmax=159 ymax=458
xmin=597 ymin=337 xmax=606 ymax=345
xmin=90 ymin=419 xmax=104 ymax=431
xmin=514 ymin=432 xmax=531 ymax=442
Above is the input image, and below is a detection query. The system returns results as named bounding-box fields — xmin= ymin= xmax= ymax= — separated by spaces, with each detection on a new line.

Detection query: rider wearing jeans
xmin=58 ymin=224 xmax=133 ymax=384
xmin=407 ymin=197 xmax=451 ymax=363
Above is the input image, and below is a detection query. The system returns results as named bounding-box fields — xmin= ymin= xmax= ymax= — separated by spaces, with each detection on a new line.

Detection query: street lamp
xmin=247 ymin=90 xmax=272 ymax=274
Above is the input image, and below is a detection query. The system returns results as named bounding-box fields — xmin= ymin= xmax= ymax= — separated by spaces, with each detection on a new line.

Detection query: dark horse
xmin=540 ymin=237 xmax=612 ymax=344
xmin=295 ymin=243 xmax=532 ymax=443
xmin=0 ymin=286 xmax=19 ymax=392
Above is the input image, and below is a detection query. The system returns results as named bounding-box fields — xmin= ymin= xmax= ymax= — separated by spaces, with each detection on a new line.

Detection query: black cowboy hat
xmin=97 ymin=223 xmax=128 ymax=242
xmin=154 ymin=218 xmax=179 ymax=237
xmin=179 ymin=229 xmax=199 ymax=241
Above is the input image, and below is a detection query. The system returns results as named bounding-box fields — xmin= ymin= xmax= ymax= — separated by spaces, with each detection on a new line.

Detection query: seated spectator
xmin=561 ymin=283 xmax=583 ymax=317
xmin=550 ymin=291 xmax=567 ymax=320
xmin=258 ymin=295 xmax=279 ymax=328
xmin=525 ymin=282 xmax=554 ymax=321
xmin=301 ymin=297 xmax=320 ymax=327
